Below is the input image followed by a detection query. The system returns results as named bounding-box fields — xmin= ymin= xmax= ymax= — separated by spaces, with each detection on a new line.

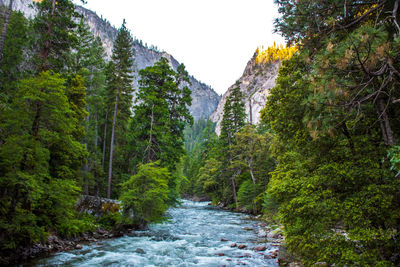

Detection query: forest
xmin=0 ymin=0 xmax=400 ymax=266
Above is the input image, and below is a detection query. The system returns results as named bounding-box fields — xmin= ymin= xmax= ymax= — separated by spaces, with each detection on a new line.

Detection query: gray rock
xmin=210 ymin=53 xmax=281 ymax=134
xmin=257 ymin=229 xmax=267 ymax=237
xmin=267 ymin=227 xmax=282 ymax=239
xmin=135 ymin=248 xmax=146 ymax=254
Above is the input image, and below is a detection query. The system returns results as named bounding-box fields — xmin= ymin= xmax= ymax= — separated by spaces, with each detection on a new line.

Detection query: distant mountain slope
xmin=10 ymin=0 xmax=221 ymax=120
xmin=210 ymin=50 xmax=280 ymax=134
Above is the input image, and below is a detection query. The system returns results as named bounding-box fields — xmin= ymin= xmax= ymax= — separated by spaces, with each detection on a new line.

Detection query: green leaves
xmin=120 ymin=162 xmax=170 ymax=225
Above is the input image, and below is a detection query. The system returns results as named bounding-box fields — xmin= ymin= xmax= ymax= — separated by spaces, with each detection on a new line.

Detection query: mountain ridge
xmin=9 ymin=0 xmax=220 ymax=120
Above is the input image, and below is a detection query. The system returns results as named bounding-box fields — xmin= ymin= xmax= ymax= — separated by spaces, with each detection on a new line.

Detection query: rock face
xmin=210 ymin=51 xmax=280 ymax=134
xmin=75 ymin=195 xmax=121 ymax=217
xmin=7 ymin=0 xmax=220 ymax=120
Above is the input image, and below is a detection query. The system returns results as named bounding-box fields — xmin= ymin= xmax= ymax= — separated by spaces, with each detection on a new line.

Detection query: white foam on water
xmin=35 ymin=200 xmax=278 ymax=267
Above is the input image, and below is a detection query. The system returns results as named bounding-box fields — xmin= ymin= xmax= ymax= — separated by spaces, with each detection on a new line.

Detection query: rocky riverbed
xmin=29 ymin=200 xmax=285 ymax=266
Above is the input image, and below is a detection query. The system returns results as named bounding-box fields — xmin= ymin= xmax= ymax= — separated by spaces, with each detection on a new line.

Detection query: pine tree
xmin=131 ymin=57 xmax=192 ymax=171
xmin=219 ymin=84 xmax=246 ymax=209
xmin=106 ymin=19 xmax=134 ymax=198
xmin=32 ymin=0 xmax=79 ymax=72
xmin=0 ymin=9 xmax=27 ymax=109
xmin=71 ymin=19 xmax=106 ymax=195
xmin=220 ymin=84 xmax=246 ymax=147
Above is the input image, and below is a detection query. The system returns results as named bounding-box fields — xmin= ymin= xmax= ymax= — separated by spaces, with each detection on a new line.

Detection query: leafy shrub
xmin=120 ymin=161 xmax=170 ymax=226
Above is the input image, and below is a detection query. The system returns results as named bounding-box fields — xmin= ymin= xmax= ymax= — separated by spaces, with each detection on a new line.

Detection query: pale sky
xmin=74 ymin=0 xmax=285 ymax=95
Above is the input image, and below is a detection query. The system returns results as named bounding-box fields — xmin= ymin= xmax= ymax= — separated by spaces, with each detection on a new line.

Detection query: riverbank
xmin=0 ymin=195 xmax=129 ymax=265
xmin=0 ymin=227 xmax=125 ymax=265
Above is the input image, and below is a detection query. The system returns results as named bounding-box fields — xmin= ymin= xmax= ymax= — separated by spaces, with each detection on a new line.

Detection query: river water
xmin=34 ymin=200 xmax=278 ymax=266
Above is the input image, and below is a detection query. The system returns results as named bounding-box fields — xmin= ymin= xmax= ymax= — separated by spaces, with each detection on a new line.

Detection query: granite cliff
xmin=210 ymin=50 xmax=281 ymax=134
xmin=8 ymin=0 xmax=220 ymax=120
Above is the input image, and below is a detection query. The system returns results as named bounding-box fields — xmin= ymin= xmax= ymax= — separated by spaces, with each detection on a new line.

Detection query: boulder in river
xmin=135 ymin=248 xmax=146 ymax=254
xmin=238 ymin=244 xmax=247 ymax=249
xmin=230 ymin=243 xmax=237 ymax=247
xmin=267 ymin=227 xmax=282 ymax=239
xmin=221 ymin=238 xmax=228 ymax=242
xmin=254 ymin=245 xmax=267 ymax=251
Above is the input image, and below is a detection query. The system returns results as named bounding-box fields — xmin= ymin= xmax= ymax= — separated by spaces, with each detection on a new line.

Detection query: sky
xmin=73 ymin=0 xmax=285 ymax=95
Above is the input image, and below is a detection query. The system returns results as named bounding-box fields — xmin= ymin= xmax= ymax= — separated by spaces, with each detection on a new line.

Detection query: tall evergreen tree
xmin=129 ymin=57 xmax=192 ymax=203
xmin=219 ymin=84 xmax=246 ymax=209
xmin=131 ymin=57 xmax=192 ymax=170
xmin=0 ymin=8 xmax=27 ymax=109
xmin=32 ymin=0 xmax=79 ymax=72
xmin=106 ymin=19 xmax=134 ymax=198
xmin=72 ymin=19 xmax=107 ymax=195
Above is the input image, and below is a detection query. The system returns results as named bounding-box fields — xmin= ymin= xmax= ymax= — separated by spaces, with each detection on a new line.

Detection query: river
xmin=34 ymin=200 xmax=279 ymax=266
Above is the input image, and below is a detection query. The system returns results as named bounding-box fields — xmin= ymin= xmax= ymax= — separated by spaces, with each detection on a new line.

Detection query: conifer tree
xmin=219 ymin=84 xmax=246 ymax=209
xmin=32 ymin=0 xmax=79 ymax=72
xmin=131 ymin=57 xmax=192 ymax=171
xmin=0 ymin=9 xmax=27 ymax=108
xmin=106 ymin=20 xmax=134 ymax=198
xmin=72 ymin=19 xmax=106 ymax=195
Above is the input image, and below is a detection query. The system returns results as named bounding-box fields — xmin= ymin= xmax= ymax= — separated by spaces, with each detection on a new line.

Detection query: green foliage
xmin=32 ymin=0 xmax=79 ymax=72
xmin=130 ymin=56 xmax=192 ymax=174
xmin=120 ymin=162 xmax=170 ymax=226
xmin=182 ymin=119 xmax=217 ymax=195
xmin=97 ymin=212 xmax=122 ymax=230
xmin=262 ymin=36 xmax=400 ymax=265
xmin=237 ymin=180 xmax=262 ymax=213
xmin=0 ymin=9 xmax=28 ymax=108
xmin=0 ymin=71 xmax=87 ymax=249
xmin=388 ymin=146 xmax=400 ymax=177
xmin=220 ymin=84 xmax=246 ymax=147
xmin=104 ymin=20 xmax=135 ymax=198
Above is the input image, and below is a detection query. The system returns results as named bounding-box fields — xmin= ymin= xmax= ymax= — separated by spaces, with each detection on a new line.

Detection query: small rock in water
xmin=257 ymin=229 xmax=267 ymax=237
xmin=217 ymin=253 xmax=225 ymax=256
xmin=238 ymin=244 xmax=247 ymax=249
xmin=271 ymin=250 xmax=278 ymax=258
xmin=221 ymin=238 xmax=228 ymax=242
xmin=226 ymin=258 xmax=232 ymax=261
xmin=135 ymin=248 xmax=146 ymax=254
xmin=75 ymin=244 xmax=83 ymax=249
xmin=254 ymin=245 xmax=267 ymax=251
xmin=230 ymin=243 xmax=237 ymax=247
xmin=243 ymin=227 xmax=253 ymax=231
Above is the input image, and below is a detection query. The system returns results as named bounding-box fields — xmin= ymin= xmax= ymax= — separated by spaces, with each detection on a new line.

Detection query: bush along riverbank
xmin=0 ymin=195 xmax=132 ymax=265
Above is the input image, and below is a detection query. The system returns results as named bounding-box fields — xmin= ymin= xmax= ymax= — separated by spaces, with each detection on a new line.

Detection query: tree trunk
xmin=0 ymin=0 xmax=13 ymax=65
xmin=84 ymin=143 xmax=89 ymax=195
xmin=249 ymin=166 xmax=256 ymax=184
xmin=40 ymin=0 xmax=56 ymax=71
xmin=376 ymin=97 xmax=394 ymax=146
xmin=102 ymin=110 xmax=108 ymax=170
xmin=107 ymin=94 xmax=118 ymax=198
xmin=231 ymin=173 xmax=239 ymax=210
xmin=84 ymin=104 xmax=90 ymax=195
xmin=144 ymin=104 xmax=155 ymax=163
